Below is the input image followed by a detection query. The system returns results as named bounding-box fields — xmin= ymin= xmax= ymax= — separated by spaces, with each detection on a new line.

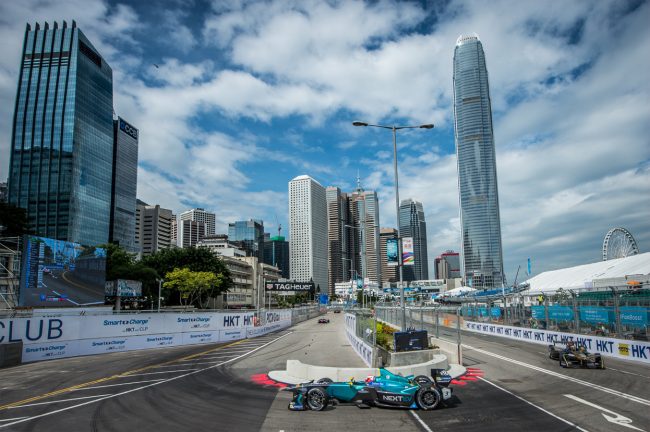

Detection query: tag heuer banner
xmin=402 ymin=237 xmax=414 ymax=266
xmin=265 ymin=282 xmax=315 ymax=292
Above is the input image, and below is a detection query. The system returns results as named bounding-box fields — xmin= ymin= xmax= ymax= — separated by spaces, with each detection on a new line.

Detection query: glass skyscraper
xmin=7 ymin=21 xmax=114 ymax=246
xmin=453 ymin=34 xmax=505 ymax=289
xmin=109 ymin=117 xmax=138 ymax=252
xmin=228 ymin=219 xmax=265 ymax=260
xmin=399 ymin=199 xmax=428 ymax=282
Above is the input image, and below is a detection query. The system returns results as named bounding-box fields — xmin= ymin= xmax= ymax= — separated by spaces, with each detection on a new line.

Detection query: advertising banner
xmin=619 ymin=307 xmax=648 ymax=327
xmin=490 ymin=307 xmax=501 ymax=318
xmin=105 ymin=280 xmax=143 ymax=297
xmin=548 ymin=305 xmax=573 ymax=321
xmin=531 ymin=305 xmax=545 ymax=319
xmin=20 ymin=235 xmax=107 ymax=307
xmin=402 ymin=237 xmax=414 ymax=266
xmin=386 ymin=238 xmax=399 ymax=267
xmin=464 ymin=320 xmax=650 ymax=364
xmin=579 ymin=307 xmax=613 ymax=324
xmin=265 ymin=282 xmax=315 ymax=292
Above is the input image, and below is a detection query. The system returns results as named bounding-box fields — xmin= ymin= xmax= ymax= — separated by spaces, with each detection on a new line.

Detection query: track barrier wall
xmin=344 ymin=313 xmax=373 ymax=367
xmin=0 ymin=306 xmax=323 ymax=363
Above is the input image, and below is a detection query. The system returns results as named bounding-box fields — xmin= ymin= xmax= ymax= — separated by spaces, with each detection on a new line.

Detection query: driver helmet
xmin=365 ymin=375 xmax=375 ymax=384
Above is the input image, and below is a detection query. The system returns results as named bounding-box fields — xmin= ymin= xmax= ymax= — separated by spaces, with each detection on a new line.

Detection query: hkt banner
xmin=1 ymin=310 xmax=291 ymax=363
xmin=402 ymin=237 xmax=414 ymax=266
xmin=464 ymin=321 xmax=650 ymax=364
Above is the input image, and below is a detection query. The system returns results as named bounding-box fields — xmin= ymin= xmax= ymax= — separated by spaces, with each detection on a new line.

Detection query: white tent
xmin=521 ymin=252 xmax=650 ymax=295
xmin=441 ymin=286 xmax=477 ymax=297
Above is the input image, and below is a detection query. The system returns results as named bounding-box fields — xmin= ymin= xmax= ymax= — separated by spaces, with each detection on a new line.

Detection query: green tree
xmin=163 ymin=267 xmax=225 ymax=308
xmin=142 ymin=247 xmax=231 ymax=305
xmin=0 ymin=202 xmax=30 ymax=236
xmin=103 ymin=243 xmax=160 ymax=305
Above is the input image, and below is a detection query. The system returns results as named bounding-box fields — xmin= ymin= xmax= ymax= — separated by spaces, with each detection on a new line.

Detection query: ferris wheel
xmin=602 ymin=227 xmax=640 ymax=261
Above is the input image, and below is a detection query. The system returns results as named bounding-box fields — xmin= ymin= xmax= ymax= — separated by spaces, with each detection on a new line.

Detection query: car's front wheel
xmin=415 ymin=387 xmax=441 ymax=410
xmin=306 ymin=387 xmax=329 ymax=411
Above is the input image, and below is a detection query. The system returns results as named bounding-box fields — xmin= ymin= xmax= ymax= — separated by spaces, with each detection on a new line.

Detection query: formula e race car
xmin=318 ymin=318 xmax=330 ymax=324
xmin=284 ymin=368 xmax=453 ymax=411
xmin=548 ymin=341 xmax=605 ymax=369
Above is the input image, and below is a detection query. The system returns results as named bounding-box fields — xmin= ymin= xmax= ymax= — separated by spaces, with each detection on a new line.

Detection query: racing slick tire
xmin=414 ymin=375 xmax=433 ymax=385
xmin=306 ymin=387 xmax=329 ymax=411
xmin=415 ymin=387 xmax=442 ymax=410
xmin=316 ymin=378 xmax=333 ymax=384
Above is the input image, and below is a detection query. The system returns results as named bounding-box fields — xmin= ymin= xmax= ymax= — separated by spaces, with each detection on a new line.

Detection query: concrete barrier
xmin=0 ymin=342 xmax=22 ymax=368
xmin=274 ymin=355 xmax=449 ymax=383
xmin=430 ymin=337 xmax=462 ymax=364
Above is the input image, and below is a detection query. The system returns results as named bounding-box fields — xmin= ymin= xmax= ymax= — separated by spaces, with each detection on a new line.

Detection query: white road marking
xmin=479 ymin=377 xmax=590 ymax=432
xmin=118 ymin=369 xmax=197 ymax=377
xmin=0 ymin=417 xmax=28 ymax=423
xmin=7 ymin=394 xmax=113 ymax=409
xmin=70 ymin=379 xmax=165 ymax=390
xmin=464 ymin=344 xmax=650 ymax=406
xmin=564 ymin=394 xmax=646 ymax=431
xmin=155 ymin=362 xmax=224 ymax=368
xmin=607 ymin=368 xmax=650 ymax=380
xmin=0 ymin=331 xmax=294 ymax=429
xmin=409 ymin=410 xmax=433 ymax=432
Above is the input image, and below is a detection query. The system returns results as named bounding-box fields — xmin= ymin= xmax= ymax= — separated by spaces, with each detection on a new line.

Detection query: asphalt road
xmin=21 ymin=269 xmax=104 ymax=307
xmin=0 ymin=312 xmax=648 ymax=431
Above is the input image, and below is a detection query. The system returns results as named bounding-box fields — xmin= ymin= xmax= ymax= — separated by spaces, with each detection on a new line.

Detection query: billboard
xmin=402 ymin=237 xmax=414 ymax=266
xmin=386 ymin=238 xmax=399 ymax=266
xmin=105 ymin=279 xmax=143 ymax=297
xmin=20 ymin=235 xmax=106 ymax=307
xmin=265 ymin=282 xmax=315 ymax=292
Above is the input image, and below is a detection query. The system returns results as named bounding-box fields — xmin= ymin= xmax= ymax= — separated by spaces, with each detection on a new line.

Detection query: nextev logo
xmin=0 ymin=318 xmax=63 ymax=343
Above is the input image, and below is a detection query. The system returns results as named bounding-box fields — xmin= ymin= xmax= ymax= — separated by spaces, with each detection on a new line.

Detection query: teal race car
xmin=285 ymin=368 xmax=453 ymax=411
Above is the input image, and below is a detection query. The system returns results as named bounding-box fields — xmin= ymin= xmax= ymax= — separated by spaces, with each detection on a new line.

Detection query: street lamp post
xmin=352 ymin=121 xmax=434 ymax=329
xmin=157 ymin=279 xmax=163 ymax=312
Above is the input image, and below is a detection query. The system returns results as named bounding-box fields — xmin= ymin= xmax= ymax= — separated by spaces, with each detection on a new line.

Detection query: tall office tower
xmin=178 ymin=219 xmax=206 ymax=248
xmin=109 ymin=117 xmax=138 ymax=252
xmin=434 ymin=251 xmax=462 ymax=280
xmin=380 ymin=227 xmax=398 ymax=285
xmin=170 ymin=213 xmax=177 ymax=245
xmin=0 ymin=182 xmax=7 ymax=203
xmin=399 ymin=199 xmax=429 ymax=281
xmin=351 ymin=184 xmax=381 ymax=286
xmin=228 ymin=219 xmax=264 ymax=260
xmin=135 ymin=200 xmax=173 ymax=256
xmin=326 ymin=186 xmax=353 ymax=296
xmin=7 ymin=21 xmax=113 ymax=246
xmin=453 ymin=34 xmax=505 ymax=289
xmin=179 ymin=208 xmax=216 ymax=236
xmin=263 ymin=235 xmax=290 ymax=279
xmin=289 ymin=175 xmax=328 ymax=292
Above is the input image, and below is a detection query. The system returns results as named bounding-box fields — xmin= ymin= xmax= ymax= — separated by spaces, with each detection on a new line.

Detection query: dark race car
xmin=318 ymin=318 xmax=330 ymax=324
xmin=333 ymin=309 xmax=342 ymax=313
xmin=548 ymin=341 xmax=605 ymax=369
xmin=284 ymin=368 xmax=453 ymax=411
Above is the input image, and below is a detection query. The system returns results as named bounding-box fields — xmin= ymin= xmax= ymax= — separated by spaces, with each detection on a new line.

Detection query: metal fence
xmin=461 ymin=287 xmax=649 ymax=340
xmin=372 ymin=306 xmax=463 ymax=347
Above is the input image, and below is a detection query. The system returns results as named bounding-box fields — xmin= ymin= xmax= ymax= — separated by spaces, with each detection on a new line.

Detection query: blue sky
xmin=0 ymin=0 xmax=648 ymax=281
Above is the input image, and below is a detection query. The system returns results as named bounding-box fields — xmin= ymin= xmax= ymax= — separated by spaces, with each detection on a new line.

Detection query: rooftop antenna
xmin=274 ymin=214 xmax=281 ymax=237
xmin=356 ymin=170 xmax=364 ymax=192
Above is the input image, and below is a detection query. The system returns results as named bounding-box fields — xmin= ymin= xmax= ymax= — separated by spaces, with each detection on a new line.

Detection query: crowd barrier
xmin=464 ymin=320 xmax=650 ymax=364
xmin=344 ymin=313 xmax=373 ymax=367
xmin=0 ymin=308 xmax=314 ymax=363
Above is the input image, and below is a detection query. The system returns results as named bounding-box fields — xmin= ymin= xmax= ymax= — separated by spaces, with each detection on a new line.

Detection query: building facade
xmin=453 ymin=34 xmax=505 ymax=289
xmin=7 ymin=21 xmax=113 ymax=246
xmin=197 ymin=234 xmax=246 ymax=257
xmin=263 ymin=235 xmax=290 ymax=279
xmin=177 ymin=219 xmax=206 ymax=248
xmin=326 ymin=186 xmax=352 ymax=296
xmin=289 ymin=175 xmax=328 ymax=292
xmin=380 ymin=227 xmax=398 ymax=285
xmin=179 ymin=208 xmax=216 ymax=236
xmin=399 ymin=199 xmax=428 ymax=282
xmin=135 ymin=200 xmax=174 ymax=256
xmin=109 ymin=117 xmax=138 ymax=252
xmin=228 ymin=219 xmax=264 ymax=260
xmin=350 ymin=186 xmax=381 ymax=287
xmin=434 ymin=251 xmax=462 ymax=280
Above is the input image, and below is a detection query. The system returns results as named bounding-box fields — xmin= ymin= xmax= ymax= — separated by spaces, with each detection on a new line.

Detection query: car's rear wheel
xmin=414 ymin=375 xmax=433 ymax=385
xmin=415 ymin=387 xmax=441 ymax=410
xmin=306 ymin=387 xmax=329 ymax=411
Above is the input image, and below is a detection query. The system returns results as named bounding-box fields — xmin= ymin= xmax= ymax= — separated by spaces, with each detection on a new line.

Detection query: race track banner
xmin=464 ymin=321 xmax=650 ymax=364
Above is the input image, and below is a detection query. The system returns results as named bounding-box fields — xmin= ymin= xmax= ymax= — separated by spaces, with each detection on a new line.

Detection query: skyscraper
xmin=263 ymin=235 xmax=290 ymax=279
xmin=289 ymin=175 xmax=327 ymax=292
xmin=326 ymin=186 xmax=352 ymax=296
xmin=179 ymin=208 xmax=216 ymax=236
xmin=434 ymin=251 xmax=461 ymax=280
xmin=399 ymin=199 xmax=428 ymax=281
xmin=453 ymin=34 xmax=505 ymax=289
xmin=350 ymin=184 xmax=381 ymax=287
xmin=109 ymin=117 xmax=138 ymax=252
xmin=177 ymin=219 xmax=206 ymax=248
xmin=228 ymin=219 xmax=264 ymax=259
xmin=7 ymin=21 xmax=113 ymax=246
xmin=135 ymin=200 xmax=173 ymax=256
